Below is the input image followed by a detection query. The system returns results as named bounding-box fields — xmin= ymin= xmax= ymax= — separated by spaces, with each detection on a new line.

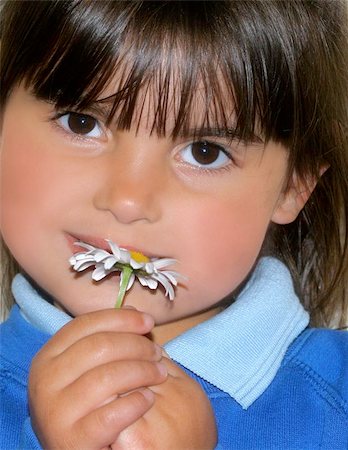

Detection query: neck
xmin=150 ymin=306 xmax=221 ymax=345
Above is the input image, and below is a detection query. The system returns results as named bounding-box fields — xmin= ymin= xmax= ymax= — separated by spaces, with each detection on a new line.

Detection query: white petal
xmin=152 ymin=258 xmax=177 ymax=270
xmin=136 ymin=275 xmax=158 ymax=290
xmin=153 ymin=273 xmax=175 ymax=300
xmin=136 ymin=275 xmax=148 ymax=287
xmin=119 ymin=249 xmax=131 ymax=264
xmin=127 ymin=273 xmax=136 ymax=290
xmin=145 ymin=277 xmax=158 ymax=290
xmin=74 ymin=241 xmax=96 ymax=251
xmin=107 ymin=240 xmax=121 ymax=259
xmin=162 ymin=281 xmax=175 ymax=300
xmin=144 ymin=262 xmax=154 ymax=274
xmin=130 ymin=259 xmax=144 ymax=270
xmin=160 ymin=270 xmax=180 ymax=286
xmin=72 ymin=253 xmax=93 ymax=261
xmin=73 ymin=253 xmax=94 ymax=262
xmin=94 ymin=249 xmax=112 ymax=262
xmin=103 ymin=256 xmax=118 ymax=270
xmin=68 ymin=255 xmax=77 ymax=265
xmin=92 ymin=265 xmax=108 ymax=281
xmin=73 ymin=260 xmax=96 ymax=271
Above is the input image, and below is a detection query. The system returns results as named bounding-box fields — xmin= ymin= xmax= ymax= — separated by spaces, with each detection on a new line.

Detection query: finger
xmin=49 ymin=332 xmax=163 ymax=387
xmin=157 ymin=355 xmax=183 ymax=378
xmin=62 ymin=360 xmax=167 ymax=413
xmin=75 ymin=389 xmax=155 ymax=448
xmin=159 ymin=354 xmax=201 ymax=381
xmin=148 ymin=357 xmax=195 ymax=396
xmin=37 ymin=309 xmax=155 ymax=357
xmin=161 ymin=348 xmax=170 ymax=358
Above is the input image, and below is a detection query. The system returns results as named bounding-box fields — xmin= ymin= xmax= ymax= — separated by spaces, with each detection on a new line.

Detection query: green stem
xmin=115 ymin=266 xmax=133 ymax=308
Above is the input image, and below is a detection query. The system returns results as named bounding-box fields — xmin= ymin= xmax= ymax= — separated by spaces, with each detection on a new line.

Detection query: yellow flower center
xmin=130 ymin=250 xmax=150 ymax=264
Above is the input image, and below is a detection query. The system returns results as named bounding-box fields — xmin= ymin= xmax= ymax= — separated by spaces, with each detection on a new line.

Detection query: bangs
xmin=3 ymin=1 xmax=304 ymax=142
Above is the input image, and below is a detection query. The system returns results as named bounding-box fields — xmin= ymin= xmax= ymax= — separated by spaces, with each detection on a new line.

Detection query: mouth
xmin=67 ymin=231 xmax=183 ymax=303
xmin=65 ymin=232 xmax=159 ymax=260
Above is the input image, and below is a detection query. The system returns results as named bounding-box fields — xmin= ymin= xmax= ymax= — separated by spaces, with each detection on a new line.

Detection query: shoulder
xmin=285 ymin=328 xmax=348 ymax=376
xmin=1 ymin=305 xmax=50 ymax=376
xmin=283 ymin=328 xmax=348 ymax=408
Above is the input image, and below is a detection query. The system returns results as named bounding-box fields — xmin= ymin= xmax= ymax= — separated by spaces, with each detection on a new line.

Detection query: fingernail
xmin=154 ymin=344 xmax=163 ymax=360
xmin=161 ymin=349 xmax=170 ymax=358
xmin=156 ymin=361 xmax=168 ymax=377
xmin=140 ymin=388 xmax=155 ymax=403
xmin=142 ymin=313 xmax=155 ymax=329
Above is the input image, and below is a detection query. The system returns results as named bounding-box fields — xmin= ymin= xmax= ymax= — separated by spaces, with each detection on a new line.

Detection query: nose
xmin=93 ymin=150 xmax=164 ymax=225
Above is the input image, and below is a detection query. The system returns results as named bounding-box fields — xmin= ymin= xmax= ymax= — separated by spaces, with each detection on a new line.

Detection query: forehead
xmin=92 ymin=62 xmax=240 ymax=138
xmin=17 ymin=0 xmax=285 ymax=143
xmin=2 ymin=1 xmax=314 ymax=150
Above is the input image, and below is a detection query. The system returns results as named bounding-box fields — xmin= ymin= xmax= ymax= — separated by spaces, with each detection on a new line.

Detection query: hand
xmin=112 ymin=355 xmax=217 ymax=450
xmin=28 ymin=309 xmax=168 ymax=450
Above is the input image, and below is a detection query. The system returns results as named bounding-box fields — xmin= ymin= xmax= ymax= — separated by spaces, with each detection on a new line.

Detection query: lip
xmin=65 ymin=232 xmax=159 ymax=259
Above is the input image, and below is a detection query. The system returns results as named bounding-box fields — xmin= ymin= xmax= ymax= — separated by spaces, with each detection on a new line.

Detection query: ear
xmin=271 ymin=168 xmax=326 ymax=225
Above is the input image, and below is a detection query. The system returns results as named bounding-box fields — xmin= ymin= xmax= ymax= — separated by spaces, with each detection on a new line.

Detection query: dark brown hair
xmin=1 ymin=0 xmax=347 ymax=326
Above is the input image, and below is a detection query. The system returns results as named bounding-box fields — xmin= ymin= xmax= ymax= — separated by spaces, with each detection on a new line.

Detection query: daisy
xmin=69 ymin=240 xmax=184 ymax=307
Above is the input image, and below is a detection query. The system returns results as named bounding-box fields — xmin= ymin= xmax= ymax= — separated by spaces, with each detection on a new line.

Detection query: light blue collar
xmin=12 ymin=257 xmax=309 ymax=409
xmin=164 ymin=257 xmax=309 ymax=408
xmin=12 ymin=277 xmax=72 ymax=335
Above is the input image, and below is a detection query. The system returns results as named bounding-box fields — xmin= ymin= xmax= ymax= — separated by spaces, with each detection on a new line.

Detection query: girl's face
xmin=0 ymin=85 xmax=296 ymax=324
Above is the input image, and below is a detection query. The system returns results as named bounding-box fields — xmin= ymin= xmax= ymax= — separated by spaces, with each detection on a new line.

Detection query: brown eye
xmin=180 ymin=140 xmax=230 ymax=168
xmin=57 ymin=112 xmax=102 ymax=137
xmin=191 ymin=141 xmax=221 ymax=165
xmin=68 ymin=113 xmax=96 ymax=134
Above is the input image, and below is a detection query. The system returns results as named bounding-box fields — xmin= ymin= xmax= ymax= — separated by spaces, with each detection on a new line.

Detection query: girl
xmin=1 ymin=1 xmax=347 ymax=449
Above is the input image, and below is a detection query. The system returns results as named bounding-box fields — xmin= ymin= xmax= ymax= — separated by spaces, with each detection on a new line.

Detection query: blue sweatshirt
xmin=1 ymin=258 xmax=347 ymax=448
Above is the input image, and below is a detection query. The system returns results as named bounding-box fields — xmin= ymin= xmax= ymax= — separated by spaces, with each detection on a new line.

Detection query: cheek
xmin=0 ymin=131 xmax=60 ymax=259
xmin=177 ymin=194 xmax=272 ymax=301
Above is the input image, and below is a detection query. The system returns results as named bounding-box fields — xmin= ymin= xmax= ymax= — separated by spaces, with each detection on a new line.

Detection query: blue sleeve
xmin=0 ymin=361 xmax=42 ymax=450
xmin=19 ymin=417 xmax=43 ymax=450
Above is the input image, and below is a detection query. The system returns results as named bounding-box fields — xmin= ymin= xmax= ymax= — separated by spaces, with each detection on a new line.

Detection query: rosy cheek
xmin=0 ymin=125 xmax=52 ymax=253
xmin=182 ymin=199 xmax=268 ymax=300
